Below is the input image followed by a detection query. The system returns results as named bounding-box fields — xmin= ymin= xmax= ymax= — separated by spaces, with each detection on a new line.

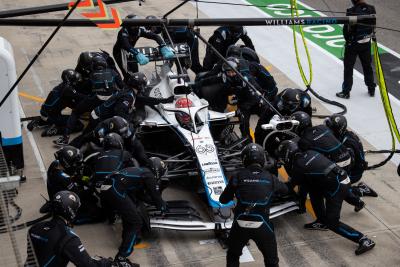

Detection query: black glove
xmin=161 ymin=96 xmax=174 ymax=103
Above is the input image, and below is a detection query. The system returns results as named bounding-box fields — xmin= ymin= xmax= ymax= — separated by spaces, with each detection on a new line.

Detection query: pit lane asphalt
xmin=0 ymin=0 xmax=400 ymax=266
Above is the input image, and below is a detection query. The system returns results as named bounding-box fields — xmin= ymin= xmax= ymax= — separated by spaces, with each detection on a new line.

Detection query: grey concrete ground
xmin=0 ymin=0 xmax=400 ymax=266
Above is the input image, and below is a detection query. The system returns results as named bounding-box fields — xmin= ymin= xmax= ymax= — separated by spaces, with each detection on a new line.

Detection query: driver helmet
xmin=175 ymin=98 xmax=193 ymax=127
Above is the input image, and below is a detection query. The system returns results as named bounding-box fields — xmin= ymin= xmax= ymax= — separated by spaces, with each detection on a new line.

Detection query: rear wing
xmin=127 ymin=43 xmax=190 ymax=62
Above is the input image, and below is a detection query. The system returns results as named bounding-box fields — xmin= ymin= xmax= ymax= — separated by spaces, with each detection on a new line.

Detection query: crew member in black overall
xmin=325 ymin=114 xmax=378 ymax=198
xmin=113 ymin=14 xmax=175 ymax=78
xmin=203 ymin=25 xmax=255 ymax=71
xmin=163 ymin=26 xmax=203 ymax=73
xmin=86 ymin=71 xmax=173 ymax=134
xmin=92 ymin=133 xmax=135 ymax=186
xmin=25 ymin=191 xmax=122 ymax=267
xmin=45 ymin=146 xmax=104 ymax=225
xmin=27 ymin=69 xmax=85 ymax=137
xmin=71 ymin=116 xmax=150 ymax=167
xmin=54 ymin=56 xmax=123 ymax=146
xmin=195 ymin=57 xmax=265 ymax=139
xmin=75 ymin=50 xmax=121 ymax=94
xmin=337 ymin=0 xmax=376 ymax=99
xmin=276 ymin=140 xmax=376 ymax=255
xmin=220 ymin=143 xmax=288 ymax=267
xmin=254 ymin=88 xmax=312 ymax=145
xmin=240 ymin=46 xmax=278 ymax=102
xmin=292 ymin=111 xmax=365 ymax=214
xmin=99 ymin=159 xmax=167 ymax=265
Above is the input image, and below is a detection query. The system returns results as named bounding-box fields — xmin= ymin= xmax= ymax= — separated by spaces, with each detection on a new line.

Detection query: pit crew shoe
xmin=368 ymin=87 xmax=375 ymax=97
xmin=27 ymin=118 xmax=47 ymax=131
xmin=354 ymin=200 xmax=366 ymax=212
xmin=41 ymin=125 xmax=62 ymax=137
xmin=53 ymin=135 xmax=69 ymax=146
xmin=355 ymin=236 xmax=375 ymax=255
xmin=304 ymin=221 xmax=329 ymax=231
xmin=357 ymin=182 xmax=378 ymax=197
xmin=114 ymin=255 xmax=140 ymax=267
xmin=336 ymin=92 xmax=350 ymax=99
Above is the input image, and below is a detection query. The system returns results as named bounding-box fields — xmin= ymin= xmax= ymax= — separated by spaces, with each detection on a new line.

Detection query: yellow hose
xmin=290 ymin=0 xmax=313 ymax=87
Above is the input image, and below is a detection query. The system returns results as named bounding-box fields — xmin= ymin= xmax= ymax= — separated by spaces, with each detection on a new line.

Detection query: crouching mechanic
xmin=71 ymin=116 xmax=150 ymax=167
xmin=276 ymin=140 xmax=375 ymax=255
xmin=292 ymin=111 xmax=366 ymax=213
xmin=99 ymin=159 xmax=168 ymax=265
xmin=27 ymin=69 xmax=85 ymax=137
xmin=220 ymin=143 xmax=288 ymax=267
xmin=325 ymin=114 xmax=377 ymax=197
xmin=45 ymin=146 xmax=104 ymax=224
xmin=25 ymin=191 xmax=129 ymax=267
xmin=87 ymin=72 xmax=174 ymax=132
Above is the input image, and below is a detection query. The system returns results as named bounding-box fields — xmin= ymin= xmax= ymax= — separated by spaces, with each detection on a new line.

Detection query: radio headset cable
xmin=289 ymin=0 xmax=347 ymax=118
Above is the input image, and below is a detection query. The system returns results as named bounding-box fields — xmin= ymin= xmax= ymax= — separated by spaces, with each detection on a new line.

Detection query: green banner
xmin=246 ymin=0 xmax=386 ymax=58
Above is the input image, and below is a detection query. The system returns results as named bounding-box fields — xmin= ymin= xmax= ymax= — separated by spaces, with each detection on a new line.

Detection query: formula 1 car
xmin=124 ymin=44 xmax=299 ymax=233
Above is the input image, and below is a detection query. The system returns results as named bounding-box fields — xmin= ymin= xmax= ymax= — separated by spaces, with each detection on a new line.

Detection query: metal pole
xmin=0 ymin=0 xmax=137 ymax=19
xmin=0 ymin=0 xmax=83 ymax=108
xmin=0 ymin=15 xmax=376 ymax=27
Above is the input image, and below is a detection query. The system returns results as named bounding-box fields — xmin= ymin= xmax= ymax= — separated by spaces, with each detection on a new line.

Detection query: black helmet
xmin=222 ymin=57 xmax=239 ymax=72
xmin=241 ymin=47 xmax=260 ymax=63
xmin=149 ymin=157 xmax=167 ymax=179
xmin=145 ymin=15 xmax=162 ymax=34
xmin=52 ymin=191 xmax=81 ymax=222
xmin=54 ymin=146 xmax=83 ymax=174
xmin=103 ymin=133 xmax=124 ymax=150
xmin=228 ymin=25 xmax=243 ymax=37
xmin=61 ymin=69 xmax=82 ymax=86
xmin=351 ymin=0 xmax=360 ymax=5
xmin=291 ymin=111 xmax=312 ymax=135
xmin=125 ymin=14 xmax=140 ymax=31
xmin=125 ymin=72 xmax=148 ymax=91
xmin=92 ymin=56 xmax=107 ymax=70
xmin=76 ymin=51 xmax=96 ymax=75
xmin=276 ymin=140 xmax=300 ymax=164
xmin=279 ymin=88 xmax=302 ymax=113
xmin=108 ymin=116 xmax=133 ymax=138
xmin=226 ymin=45 xmax=242 ymax=58
xmin=325 ymin=114 xmax=347 ymax=137
xmin=241 ymin=143 xmax=266 ymax=167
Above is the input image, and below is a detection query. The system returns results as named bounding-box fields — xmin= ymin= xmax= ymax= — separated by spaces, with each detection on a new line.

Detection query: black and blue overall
xmin=163 ymin=26 xmax=203 ymax=73
xmin=99 ymin=167 xmax=166 ymax=259
xmin=341 ymin=2 xmax=376 ymax=96
xmin=113 ymin=26 xmax=166 ymax=77
xmin=203 ymin=26 xmax=255 ymax=71
xmin=25 ymin=217 xmax=112 ymax=267
xmin=46 ymin=161 xmax=104 ymax=225
xmin=40 ymin=82 xmax=85 ymax=131
xmin=298 ymin=124 xmax=364 ymax=208
xmin=220 ymin=164 xmax=288 ymax=267
xmin=286 ymin=150 xmax=365 ymax=244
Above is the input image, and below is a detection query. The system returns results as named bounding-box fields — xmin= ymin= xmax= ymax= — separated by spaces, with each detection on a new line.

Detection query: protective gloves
xmin=160 ymin=45 xmax=175 ymax=59
xmin=135 ymin=53 xmax=149 ymax=65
